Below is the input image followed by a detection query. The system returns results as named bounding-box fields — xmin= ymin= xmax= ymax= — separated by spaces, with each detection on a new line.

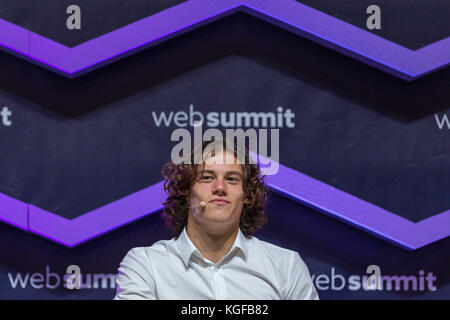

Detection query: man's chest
xmin=154 ymin=264 xmax=283 ymax=300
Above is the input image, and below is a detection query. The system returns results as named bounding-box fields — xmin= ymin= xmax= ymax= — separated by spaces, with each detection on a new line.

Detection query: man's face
xmin=188 ymin=150 xmax=246 ymax=230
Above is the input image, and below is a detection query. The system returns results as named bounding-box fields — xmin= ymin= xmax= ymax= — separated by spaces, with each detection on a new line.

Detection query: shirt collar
xmin=177 ymin=227 xmax=249 ymax=268
xmin=177 ymin=228 xmax=199 ymax=268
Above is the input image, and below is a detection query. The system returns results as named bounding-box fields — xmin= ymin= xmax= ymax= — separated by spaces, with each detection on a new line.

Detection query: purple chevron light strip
xmin=0 ymin=0 xmax=448 ymax=80
xmin=264 ymin=164 xmax=450 ymax=251
xmin=28 ymin=181 xmax=166 ymax=247
xmin=0 ymin=161 xmax=449 ymax=249
xmin=0 ymin=193 xmax=28 ymax=231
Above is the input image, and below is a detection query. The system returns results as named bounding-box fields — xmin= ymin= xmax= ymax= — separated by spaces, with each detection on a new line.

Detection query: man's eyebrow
xmin=202 ymin=170 xmax=243 ymax=178
xmin=225 ymin=171 xmax=243 ymax=178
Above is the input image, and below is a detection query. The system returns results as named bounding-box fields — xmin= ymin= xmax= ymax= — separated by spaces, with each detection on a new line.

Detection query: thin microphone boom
xmin=189 ymin=201 xmax=206 ymax=209
xmin=188 ymin=201 xmax=206 ymax=216
xmin=185 ymin=201 xmax=207 ymax=209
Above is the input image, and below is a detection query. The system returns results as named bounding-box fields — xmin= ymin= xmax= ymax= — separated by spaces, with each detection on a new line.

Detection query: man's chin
xmin=202 ymin=216 xmax=232 ymax=224
xmin=197 ymin=215 xmax=238 ymax=229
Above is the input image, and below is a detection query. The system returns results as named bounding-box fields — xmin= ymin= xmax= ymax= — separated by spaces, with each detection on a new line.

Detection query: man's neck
xmin=186 ymin=222 xmax=239 ymax=264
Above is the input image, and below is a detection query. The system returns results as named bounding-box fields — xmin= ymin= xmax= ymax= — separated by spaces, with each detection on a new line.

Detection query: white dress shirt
xmin=114 ymin=228 xmax=318 ymax=300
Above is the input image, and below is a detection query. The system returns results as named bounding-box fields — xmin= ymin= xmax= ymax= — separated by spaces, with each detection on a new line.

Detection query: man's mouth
xmin=210 ymin=199 xmax=230 ymax=205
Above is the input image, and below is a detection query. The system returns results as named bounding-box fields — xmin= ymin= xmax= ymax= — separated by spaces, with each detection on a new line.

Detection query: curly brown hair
xmin=161 ymin=138 xmax=269 ymax=237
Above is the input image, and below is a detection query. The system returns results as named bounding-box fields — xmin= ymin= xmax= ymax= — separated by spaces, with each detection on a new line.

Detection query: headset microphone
xmin=189 ymin=201 xmax=207 ymax=216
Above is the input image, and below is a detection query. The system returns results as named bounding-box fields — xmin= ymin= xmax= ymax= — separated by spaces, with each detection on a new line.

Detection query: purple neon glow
xmin=0 ymin=192 xmax=28 ymax=231
xmin=0 ymin=159 xmax=448 ymax=249
xmin=0 ymin=18 xmax=30 ymax=57
xmin=264 ymin=164 xmax=450 ymax=251
xmin=27 ymin=181 xmax=166 ymax=247
xmin=0 ymin=0 xmax=448 ymax=80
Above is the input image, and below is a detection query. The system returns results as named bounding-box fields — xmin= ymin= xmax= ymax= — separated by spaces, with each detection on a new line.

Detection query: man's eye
xmin=227 ymin=177 xmax=240 ymax=183
xmin=201 ymin=175 xmax=213 ymax=181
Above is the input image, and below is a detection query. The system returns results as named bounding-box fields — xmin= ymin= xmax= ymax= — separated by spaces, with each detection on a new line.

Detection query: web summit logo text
xmin=311 ymin=268 xmax=437 ymax=292
xmin=7 ymin=266 xmax=116 ymax=290
xmin=151 ymin=104 xmax=295 ymax=128
xmin=151 ymin=104 xmax=295 ymax=175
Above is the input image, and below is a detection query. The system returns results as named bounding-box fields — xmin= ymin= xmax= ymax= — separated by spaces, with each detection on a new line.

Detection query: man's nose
xmin=213 ymin=177 xmax=227 ymax=195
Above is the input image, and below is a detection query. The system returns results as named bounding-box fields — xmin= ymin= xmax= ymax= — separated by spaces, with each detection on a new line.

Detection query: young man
xmin=114 ymin=139 xmax=318 ymax=300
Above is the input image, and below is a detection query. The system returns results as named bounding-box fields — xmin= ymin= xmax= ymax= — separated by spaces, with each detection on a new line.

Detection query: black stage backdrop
xmin=0 ymin=3 xmax=449 ymax=300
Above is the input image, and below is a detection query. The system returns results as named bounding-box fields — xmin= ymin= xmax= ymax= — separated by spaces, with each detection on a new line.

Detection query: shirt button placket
xmin=213 ymin=267 xmax=227 ymax=300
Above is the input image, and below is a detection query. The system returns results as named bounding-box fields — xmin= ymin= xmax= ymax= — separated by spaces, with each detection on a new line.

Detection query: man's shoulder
xmin=250 ymin=236 xmax=299 ymax=261
xmin=123 ymin=237 xmax=178 ymax=261
xmin=249 ymin=237 xmax=317 ymax=300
